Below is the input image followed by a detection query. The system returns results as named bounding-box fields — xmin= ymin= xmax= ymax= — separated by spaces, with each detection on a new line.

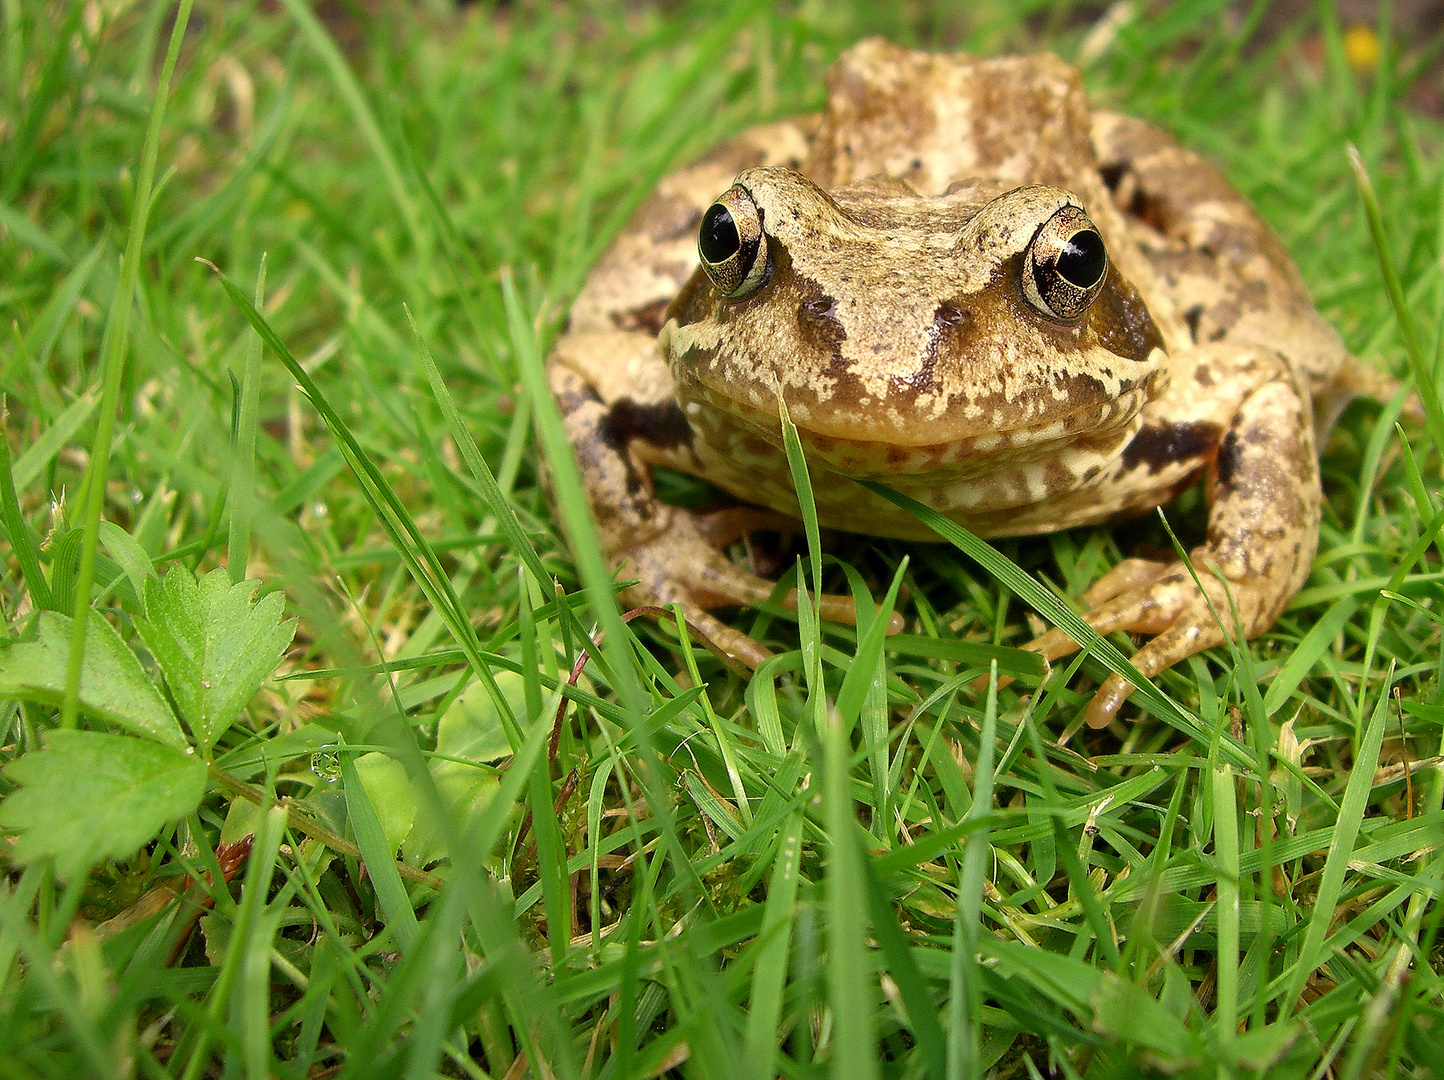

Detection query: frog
xmin=546 ymin=38 xmax=1375 ymax=729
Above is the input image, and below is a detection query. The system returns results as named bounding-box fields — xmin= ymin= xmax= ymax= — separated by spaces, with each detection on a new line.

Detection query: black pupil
xmin=1055 ymin=229 xmax=1106 ymax=288
xmin=700 ymin=204 xmax=740 ymax=264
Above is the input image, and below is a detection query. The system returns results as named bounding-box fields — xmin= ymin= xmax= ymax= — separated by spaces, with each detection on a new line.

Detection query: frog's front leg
xmin=548 ymin=330 xmax=869 ymax=667
xmin=1030 ymin=358 xmax=1319 ymax=728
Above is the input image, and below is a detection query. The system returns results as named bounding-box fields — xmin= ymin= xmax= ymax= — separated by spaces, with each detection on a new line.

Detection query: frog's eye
xmin=698 ymin=185 xmax=770 ymax=300
xmin=1023 ymin=206 xmax=1109 ymax=321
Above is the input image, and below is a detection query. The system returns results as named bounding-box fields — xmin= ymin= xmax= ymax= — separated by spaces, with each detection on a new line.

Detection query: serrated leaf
xmin=137 ymin=567 xmax=296 ymax=753
xmin=0 ymin=730 xmax=205 ymax=880
xmin=0 ymin=610 xmax=185 ymax=747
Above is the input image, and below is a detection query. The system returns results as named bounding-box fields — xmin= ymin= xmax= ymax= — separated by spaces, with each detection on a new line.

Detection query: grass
xmin=0 ymin=0 xmax=1441 ymax=1076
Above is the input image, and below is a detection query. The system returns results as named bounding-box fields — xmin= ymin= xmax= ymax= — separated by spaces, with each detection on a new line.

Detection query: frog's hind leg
xmin=548 ymin=333 xmax=872 ymax=670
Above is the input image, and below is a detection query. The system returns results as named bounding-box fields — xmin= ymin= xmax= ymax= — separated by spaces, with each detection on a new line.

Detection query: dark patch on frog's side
xmin=1121 ymin=420 xmax=1222 ymax=475
xmin=1122 ymin=183 xmax=1171 ymax=235
xmin=1215 ymin=429 xmax=1243 ymax=488
xmin=1183 ymin=304 xmax=1204 ymax=345
xmin=1088 ymin=266 xmax=1165 ymax=362
xmin=1197 ymin=278 xmax=1271 ymax=342
xmin=600 ymin=398 xmax=693 ymax=454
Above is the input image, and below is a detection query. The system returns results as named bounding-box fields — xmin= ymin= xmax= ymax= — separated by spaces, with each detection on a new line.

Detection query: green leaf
xmin=1282 ymin=669 xmax=1394 ymax=1012
xmin=97 ymin=520 xmax=154 ymax=603
xmin=1091 ymin=972 xmax=1200 ymax=1060
xmin=353 ymin=752 xmax=416 ymax=856
xmin=0 ymin=610 xmax=185 ymax=748
xmin=340 ymin=750 xmax=419 ymax=949
xmin=0 ymin=730 xmax=205 ymax=880
xmin=136 ymin=567 xmax=296 ymax=754
xmin=404 ymin=760 xmax=499 ymax=868
xmin=436 ymin=671 xmax=527 ymax=764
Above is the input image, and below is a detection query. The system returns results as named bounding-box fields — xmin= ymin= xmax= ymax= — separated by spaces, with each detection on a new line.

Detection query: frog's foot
xmin=549 ymin=353 xmax=894 ymax=672
xmin=1025 ymin=560 xmax=1274 ymax=728
xmin=1314 ymin=361 xmax=1421 ymax=439
xmin=616 ymin=504 xmax=897 ymax=670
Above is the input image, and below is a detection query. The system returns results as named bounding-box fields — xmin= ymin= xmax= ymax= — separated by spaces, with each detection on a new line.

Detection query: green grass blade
xmin=201 ymin=262 xmax=527 ymax=759
xmin=836 ymin=560 xmax=907 ymax=728
xmin=339 ymin=749 xmax=419 ymax=951
xmin=742 ymin=805 xmax=805 ymax=1080
xmin=226 ymin=257 xmax=266 ymax=583
xmin=1212 ymin=764 xmax=1240 ymax=1046
xmin=275 ymin=0 xmax=423 ymax=246
xmin=1347 ymin=147 xmax=1444 ymax=455
xmin=10 ymin=388 xmax=96 ymax=491
xmin=0 ymin=413 xmax=52 ymax=611
xmin=778 ymin=395 xmax=823 ymax=604
xmin=856 ymin=479 xmax=1252 ymax=768
xmin=1282 ymin=665 xmax=1394 ymax=1013
xmin=949 ymin=662 xmax=999 ymax=1080
xmin=60 ymin=0 xmax=195 ymax=729
xmin=861 ymin=851 xmax=948 ymax=1080
xmin=1019 ymin=704 xmax=1123 ymax=970
xmin=1263 ymin=598 xmax=1359 ymax=716
xmin=501 ymin=271 xmax=641 ymax=715
xmin=0 ymin=196 xmax=66 ymax=264
xmin=19 ymin=239 xmax=103 ymax=370
xmin=823 ymin=702 xmax=879 ymax=1080
xmin=178 ymin=803 xmax=287 ymax=1080
xmin=407 ymin=307 xmax=552 ymax=593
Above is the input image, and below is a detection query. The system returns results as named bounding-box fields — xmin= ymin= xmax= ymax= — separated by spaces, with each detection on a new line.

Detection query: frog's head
xmin=660 ymin=166 xmax=1166 ymax=472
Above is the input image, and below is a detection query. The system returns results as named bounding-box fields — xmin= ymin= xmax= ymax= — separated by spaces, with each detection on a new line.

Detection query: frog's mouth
xmin=679 ymin=369 xmax=1158 ymax=480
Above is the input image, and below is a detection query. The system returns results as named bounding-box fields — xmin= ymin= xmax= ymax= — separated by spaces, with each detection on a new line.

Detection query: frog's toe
xmin=1083 ymin=610 xmax=1221 ymax=728
xmin=1025 ymin=563 xmax=1275 ymax=728
xmin=1077 ymin=557 xmax=1172 ymax=606
xmin=1024 ymin=565 xmax=1200 ymax=661
xmin=670 ymin=608 xmax=776 ymax=672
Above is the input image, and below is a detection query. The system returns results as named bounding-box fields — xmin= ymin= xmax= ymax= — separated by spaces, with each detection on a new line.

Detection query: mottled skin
xmin=547 ymin=39 xmax=1363 ymax=727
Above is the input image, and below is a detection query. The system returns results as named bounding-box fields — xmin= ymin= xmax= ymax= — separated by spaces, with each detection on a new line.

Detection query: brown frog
xmin=547 ymin=39 xmax=1373 ymax=727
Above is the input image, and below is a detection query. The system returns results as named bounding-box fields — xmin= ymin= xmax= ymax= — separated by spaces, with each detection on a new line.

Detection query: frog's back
xmin=1088 ymin=110 xmax=1351 ymax=400
xmin=802 ymin=39 xmax=1097 ymax=197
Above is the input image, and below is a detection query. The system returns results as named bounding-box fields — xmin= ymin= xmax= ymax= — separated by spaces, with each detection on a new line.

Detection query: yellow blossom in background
xmin=1344 ymin=23 xmax=1381 ymax=73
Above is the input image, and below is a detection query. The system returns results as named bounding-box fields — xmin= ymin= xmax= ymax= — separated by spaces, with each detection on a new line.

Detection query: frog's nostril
xmin=800 ymin=296 xmax=838 ymax=321
xmin=797 ymin=295 xmax=845 ymax=352
xmin=933 ymin=302 xmax=973 ymax=330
